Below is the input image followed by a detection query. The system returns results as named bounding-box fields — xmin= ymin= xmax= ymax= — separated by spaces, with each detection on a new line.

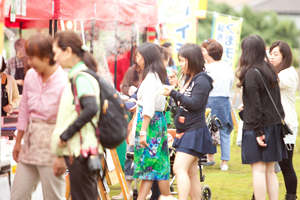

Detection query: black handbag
xmin=254 ymin=69 xmax=293 ymax=138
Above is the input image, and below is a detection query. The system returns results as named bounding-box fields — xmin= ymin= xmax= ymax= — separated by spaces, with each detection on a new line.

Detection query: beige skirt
xmin=18 ymin=118 xmax=57 ymax=166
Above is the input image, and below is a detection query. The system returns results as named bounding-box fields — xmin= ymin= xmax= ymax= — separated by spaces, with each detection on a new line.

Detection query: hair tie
xmin=81 ymin=45 xmax=88 ymax=52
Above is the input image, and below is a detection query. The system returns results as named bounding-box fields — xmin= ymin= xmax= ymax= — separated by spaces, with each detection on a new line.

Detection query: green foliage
xmin=198 ymin=0 xmax=300 ymax=68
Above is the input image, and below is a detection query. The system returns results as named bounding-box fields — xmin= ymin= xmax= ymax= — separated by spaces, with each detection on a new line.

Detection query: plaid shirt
xmin=5 ymin=56 xmax=25 ymax=78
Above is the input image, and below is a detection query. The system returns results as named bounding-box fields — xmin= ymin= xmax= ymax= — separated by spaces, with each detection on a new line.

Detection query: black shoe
xmin=285 ymin=194 xmax=297 ymax=200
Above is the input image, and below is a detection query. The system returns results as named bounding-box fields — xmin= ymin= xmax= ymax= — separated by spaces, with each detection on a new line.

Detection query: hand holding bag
xmin=254 ymin=69 xmax=293 ymax=138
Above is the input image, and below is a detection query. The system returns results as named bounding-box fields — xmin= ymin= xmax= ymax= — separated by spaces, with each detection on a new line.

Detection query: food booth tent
xmin=1 ymin=0 xmax=158 ymax=173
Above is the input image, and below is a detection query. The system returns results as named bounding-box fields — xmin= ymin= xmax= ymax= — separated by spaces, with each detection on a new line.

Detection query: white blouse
xmin=137 ymin=72 xmax=165 ymax=118
xmin=278 ymin=66 xmax=299 ymax=144
xmin=205 ymin=61 xmax=233 ymax=98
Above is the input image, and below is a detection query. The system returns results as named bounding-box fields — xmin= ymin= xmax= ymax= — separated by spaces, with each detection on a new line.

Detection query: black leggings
xmin=279 ymin=144 xmax=297 ymax=195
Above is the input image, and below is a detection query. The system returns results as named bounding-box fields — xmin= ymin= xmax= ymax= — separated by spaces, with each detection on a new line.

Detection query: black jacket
xmin=170 ymin=72 xmax=213 ymax=133
xmin=242 ymin=68 xmax=284 ymax=137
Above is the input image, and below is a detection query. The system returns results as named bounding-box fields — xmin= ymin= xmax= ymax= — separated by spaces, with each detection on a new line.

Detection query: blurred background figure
xmin=5 ymin=39 xmax=29 ymax=94
xmin=162 ymin=42 xmax=178 ymax=75
xmin=0 ymin=56 xmax=20 ymax=116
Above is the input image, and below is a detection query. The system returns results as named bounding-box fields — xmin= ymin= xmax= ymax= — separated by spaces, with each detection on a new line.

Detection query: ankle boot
xmin=285 ymin=194 xmax=297 ymax=200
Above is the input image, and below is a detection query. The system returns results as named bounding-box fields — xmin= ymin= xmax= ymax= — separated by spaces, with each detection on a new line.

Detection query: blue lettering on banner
xmin=217 ymin=23 xmax=224 ymax=32
xmin=175 ymin=43 xmax=184 ymax=51
xmin=225 ymin=35 xmax=235 ymax=46
xmin=175 ymin=24 xmax=190 ymax=40
xmin=224 ymin=47 xmax=234 ymax=59
xmin=185 ymin=6 xmax=190 ymax=16
xmin=216 ymin=33 xmax=223 ymax=42
xmin=226 ymin=24 xmax=234 ymax=34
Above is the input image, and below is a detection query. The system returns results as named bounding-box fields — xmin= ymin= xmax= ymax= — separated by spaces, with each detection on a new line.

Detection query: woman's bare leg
xmin=173 ymin=152 xmax=197 ymax=200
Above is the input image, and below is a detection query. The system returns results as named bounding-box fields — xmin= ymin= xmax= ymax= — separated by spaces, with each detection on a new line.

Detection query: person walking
xmin=163 ymin=43 xmax=215 ymax=200
xmin=269 ymin=41 xmax=298 ymax=200
xmin=11 ymin=33 xmax=67 ymax=200
xmin=237 ymin=35 xmax=287 ymax=200
xmin=51 ymin=30 xmax=102 ymax=200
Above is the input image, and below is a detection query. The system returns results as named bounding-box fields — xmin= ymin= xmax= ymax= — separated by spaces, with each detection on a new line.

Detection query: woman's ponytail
xmin=54 ymin=30 xmax=98 ymax=72
xmin=83 ymin=51 xmax=98 ymax=72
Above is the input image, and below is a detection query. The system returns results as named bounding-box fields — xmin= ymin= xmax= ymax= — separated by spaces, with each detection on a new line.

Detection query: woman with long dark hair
xmin=133 ymin=42 xmax=170 ymax=200
xmin=51 ymin=30 xmax=102 ymax=200
xmin=163 ymin=43 xmax=215 ymax=200
xmin=237 ymin=35 xmax=287 ymax=200
xmin=269 ymin=41 xmax=298 ymax=200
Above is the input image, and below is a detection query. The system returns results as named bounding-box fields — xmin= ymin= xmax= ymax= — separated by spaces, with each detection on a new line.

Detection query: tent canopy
xmin=5 ymin=0 xmax=158 ymax=28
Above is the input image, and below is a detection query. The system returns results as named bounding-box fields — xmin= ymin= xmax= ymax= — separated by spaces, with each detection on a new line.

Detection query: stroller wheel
xmin=202 ymin=185 xmax=211 ymax=200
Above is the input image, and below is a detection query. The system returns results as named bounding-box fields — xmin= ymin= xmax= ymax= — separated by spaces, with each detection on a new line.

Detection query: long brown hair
xmin=136 ymin=42 xmax=166 ymax=84
xmin=236 ymin=35 xmax=277 ymax=88
xmin=54 ymin=30 xmax=97 ymax=72
xmin=269 ymin=41 xmax=292 ymax=73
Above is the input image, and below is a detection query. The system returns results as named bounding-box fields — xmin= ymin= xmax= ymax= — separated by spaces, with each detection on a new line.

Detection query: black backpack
xmin=71 ymin=69 xmax=128 ymax=149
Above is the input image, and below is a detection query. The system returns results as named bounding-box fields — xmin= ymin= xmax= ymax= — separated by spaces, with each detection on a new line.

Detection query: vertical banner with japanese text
xmin=158 ymin=0 xmax=202 ymax=65
xmin=211 ymin=13 xmax=243 ymax=68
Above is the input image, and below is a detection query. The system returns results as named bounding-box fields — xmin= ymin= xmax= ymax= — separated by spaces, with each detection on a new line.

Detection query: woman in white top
xmin=269 ymin=41 xmax=298 ymax=200
xmin=201 ymin=40 xmax=234 ymax=171
xmin=133 ymin=42 xmax=170 ymax=200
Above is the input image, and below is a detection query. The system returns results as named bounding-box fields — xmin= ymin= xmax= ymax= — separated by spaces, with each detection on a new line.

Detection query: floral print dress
xmin=133 ymin=106 xmax=170 ymax=180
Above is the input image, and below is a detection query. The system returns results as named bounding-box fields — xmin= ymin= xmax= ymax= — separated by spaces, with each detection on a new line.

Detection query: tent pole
xmin=114 ymin=20 xmax=118 ymax=89
xmin=142 ymin=27 xmax=148 ymax=43
xmin=54 ymin=19 xmax=58 ymax=34
xmin=49 ymin=20 xmax=53 ymax=35
xmin=90 ymin=19 xmax=95 ymax=54
xmin=130 ymin=23 xmax=134 ymax=66
xmin=19 ymin=23 xmax=22 ymax=38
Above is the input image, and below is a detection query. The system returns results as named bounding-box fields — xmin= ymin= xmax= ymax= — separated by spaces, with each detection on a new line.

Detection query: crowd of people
xmin=0 ymin=30 xmax=297 ymax=200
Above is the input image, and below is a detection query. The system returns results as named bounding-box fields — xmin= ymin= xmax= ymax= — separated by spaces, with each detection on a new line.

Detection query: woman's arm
xmin=278 ymin=68 xmax=298 ymax=90
xmin=9 ymin=77 xmax=21 ymax=108
xmin=244 ymin=70 xmax=263 ymax=137
xmin=169 ymin=77 xmax=211 ymax=111
xmin=17 ymin=73 xmax=30 ymax=131
xmin=60 ymin=95 xmax=98 ymax=142
xmin=60 ymin=75 xmax=98 ymax=142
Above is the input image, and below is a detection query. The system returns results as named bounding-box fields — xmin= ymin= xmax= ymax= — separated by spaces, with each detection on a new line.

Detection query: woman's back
xmin=242 ymin=68 xmax=284 ymax=134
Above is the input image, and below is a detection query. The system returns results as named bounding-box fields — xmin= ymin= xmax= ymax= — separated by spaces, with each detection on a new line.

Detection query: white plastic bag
xmin=236 ymin=120 xmax=243 ymax=147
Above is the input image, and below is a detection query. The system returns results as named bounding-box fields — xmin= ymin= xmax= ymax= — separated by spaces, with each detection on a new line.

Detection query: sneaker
xmin=220 ymin=164 xmax=228 ymax=171
xmin=203 ymin=160 xmax=216 ymax=166
xmin=146 ymin=190 xmax=152 ymax=199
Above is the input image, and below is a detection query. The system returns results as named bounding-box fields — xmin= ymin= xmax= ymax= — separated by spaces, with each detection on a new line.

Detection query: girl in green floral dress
xmin=133 ymin=42 xmax=170 ymax=200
